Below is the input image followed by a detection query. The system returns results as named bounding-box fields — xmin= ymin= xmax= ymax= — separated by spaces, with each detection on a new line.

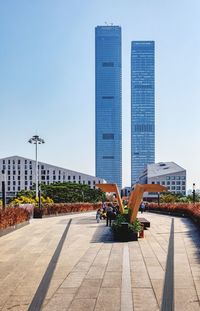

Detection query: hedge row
xmin=35 ymin=202 xmax=102 ymax=216
xmin=148 ymin=202 xmax=200 ymax=226
xmin=0 ymin=207 xmax=30 ymax=230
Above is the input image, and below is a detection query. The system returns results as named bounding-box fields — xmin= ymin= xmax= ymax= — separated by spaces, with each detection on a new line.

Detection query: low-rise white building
xmin=0 ymin=155 xmax=105 ymax=199
xmin=139 ymin=162 xmax=186 ymax=198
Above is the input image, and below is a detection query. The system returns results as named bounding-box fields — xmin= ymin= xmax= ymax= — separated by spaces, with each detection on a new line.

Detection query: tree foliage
xmin=40 ymin=182 xmax=105 ymax=203
xmin=160 ymin=192 xmax=200 ymax=203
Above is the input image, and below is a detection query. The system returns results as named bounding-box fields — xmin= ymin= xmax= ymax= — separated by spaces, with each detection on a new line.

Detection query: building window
xmin=68 ymin=176 xmax=71 ymax=180
xmin=8 ymin=181 xmax=10 ymax=185
xmin=53 ymin=176 xmax=56 ymax=180
xmin=18 ymin=181 xmax=20 ymax=185
xmin=102 ymin=156 xmax=114 ymax=159
xmin=102 ymin=62 xmax=114 ymax=67
xmin=13 ymin=171 xmax=16 ymax=175
xmin=167 ymin=181 xmax=170 ymax=185
xmin=102 ymin=96 xmax=114 ymax=99
xmin=18 ymin=186 xmax=20 ymax=191
xmin=172 ymin=181 xmax=175 ymax=185
xmin=166 ymin=176 xmax=170 ymax=180
xmin=8 ymin=187 xmax=10 ymax=191
xmin=161 ymin=181 xmax=165 ymax=185
xmin=25 ymin=170 xmax=27 ymax=175
xmin=73 ymin=176 xmax=76 ymax=180
xmin=102 ymin=133 xmax=114 ymax=139
xmin=18 ymin=160 xmax=20 ymax=164
xmin=47 ymin=176 xmax=49 ymax=180
xmin=176 ymin=176 xmax=180 ymax=180
xmin=88 ymin=181 xmax=91 ymax=185
xmin=13 ymin=187 xmax=15 ymax=191
xmin=25 ymin=181 xmax=28 ymax=185
xmin=41 ymin=165 xmax=44 ymax=169
xmin=181 ymin=176 xmax=186 ymax=180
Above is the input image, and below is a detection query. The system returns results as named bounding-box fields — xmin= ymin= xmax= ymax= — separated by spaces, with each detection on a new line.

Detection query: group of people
xmin=96 ymin=202 xmax=120 ymax=226
xmin=96 ymin=200 xmax=149 ymax=225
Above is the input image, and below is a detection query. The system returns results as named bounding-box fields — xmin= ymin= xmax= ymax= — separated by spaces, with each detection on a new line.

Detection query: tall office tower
xmin=131 ymin=41 xmax=155 ymax=185
xmin=95 ymin=26 xmax=122 ymax=188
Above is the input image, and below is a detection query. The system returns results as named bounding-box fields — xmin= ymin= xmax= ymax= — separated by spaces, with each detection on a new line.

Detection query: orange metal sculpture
xmin=97 ymin=183 xmax=167 ymax=223
xmin=96 ymin=183 xmax=124 ymax=213
xmin=128 ymin=184 xmax=167 ymax=223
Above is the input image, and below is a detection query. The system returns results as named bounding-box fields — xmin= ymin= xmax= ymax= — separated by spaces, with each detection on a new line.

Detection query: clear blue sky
xmin=0 ymin=0 xmax=200 ymax=190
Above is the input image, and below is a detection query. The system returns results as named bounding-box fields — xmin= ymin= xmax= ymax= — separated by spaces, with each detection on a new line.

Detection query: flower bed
xmin=148 ymin=203 xmax=200 ymax=226
xmin=34 ymin=202 xmax=102 ymax=217
xmin=0 ymin=207 xmax=30 ymax=230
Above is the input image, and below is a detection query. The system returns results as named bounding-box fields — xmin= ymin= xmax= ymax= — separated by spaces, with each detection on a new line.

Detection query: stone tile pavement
xmin=0 ymin=211 xmax=199 ymax=310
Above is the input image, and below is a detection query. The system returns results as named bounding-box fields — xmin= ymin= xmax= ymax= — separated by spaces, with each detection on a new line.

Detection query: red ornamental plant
xmin=148 ymin=203 xmax=200 ymax=225
xmin=0 ymin=207 xmax=30 ymax=230
xmin=38 ymin=202 xmax=102 ymax=216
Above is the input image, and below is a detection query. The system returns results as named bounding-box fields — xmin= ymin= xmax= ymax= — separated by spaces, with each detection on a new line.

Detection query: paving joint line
xmin=138 ymin=232 xmax=163 ymax=309
xmin=66 ymin=226 xmax=113 ymax=310
xmin=180 ymin=220 xmax=200 ymax=306
xmin=121 ymin=243 xmax=134 ymax=311
xmin=28 ymin=218 xmax=72 ymax=311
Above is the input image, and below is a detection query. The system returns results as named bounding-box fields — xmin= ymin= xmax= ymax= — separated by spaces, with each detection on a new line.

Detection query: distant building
xmin=121 ymin=187 xmax=132 ymax=198
xmin=139 ymin=162 xmax=186 ymax=198
xmin=95 ymin=25 xmax=122 ymax=188
xmin=131 ymin=41 xmax=155 ymax=185
xmin=0 ymin=156 xmax=105 ymax=199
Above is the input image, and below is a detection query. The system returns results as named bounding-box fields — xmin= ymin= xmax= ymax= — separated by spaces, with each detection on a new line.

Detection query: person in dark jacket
xmin=106 ymin=203 xmax=113 ymax=226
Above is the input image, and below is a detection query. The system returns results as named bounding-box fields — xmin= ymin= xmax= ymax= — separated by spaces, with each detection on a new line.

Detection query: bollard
xmin=139 ymin=223 xmax=144 ymax=238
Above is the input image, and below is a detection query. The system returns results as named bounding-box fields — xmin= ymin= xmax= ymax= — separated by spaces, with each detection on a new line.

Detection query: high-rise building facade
xmin=95 ymin=26 xmax=122 ymax=188
xmin=131 ymin=41 xmax=155 ymax=185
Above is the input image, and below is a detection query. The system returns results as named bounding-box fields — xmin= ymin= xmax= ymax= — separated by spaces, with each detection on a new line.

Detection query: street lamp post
xmin=192 ymin=183 xmax=196 ymax=203
xmin=28 ymin=135 xmax=45 ymax=198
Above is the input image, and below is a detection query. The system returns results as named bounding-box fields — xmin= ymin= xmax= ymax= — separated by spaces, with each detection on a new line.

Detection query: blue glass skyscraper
xmin=131 ymin=41 xmax=155 ymax=185
xmin=95 ymin=26 xmax=122 ymax=188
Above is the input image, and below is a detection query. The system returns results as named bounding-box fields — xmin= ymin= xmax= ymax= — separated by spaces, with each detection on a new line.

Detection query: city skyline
xmin=131 ymin=41 xmax=155 ymax=185
xmin=95 ymin=26 xmax=122 ymax=188
xmin=0 ymin=1 xmax=200 ymax=189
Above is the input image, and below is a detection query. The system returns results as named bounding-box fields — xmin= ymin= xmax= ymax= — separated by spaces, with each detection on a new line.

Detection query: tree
xmin=41 ymin=182 xmax=105 ymax=203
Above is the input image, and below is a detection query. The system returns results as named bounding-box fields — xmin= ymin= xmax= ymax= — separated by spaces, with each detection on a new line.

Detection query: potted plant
xmin=112 ymin=213 xmax=142 ymax=242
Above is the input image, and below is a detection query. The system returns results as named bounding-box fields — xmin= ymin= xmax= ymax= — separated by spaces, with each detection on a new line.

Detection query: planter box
xmin=113 ymin=223 xmax=138 ymax=242
xmin=33 ymin=208 xmax=43 ymax=218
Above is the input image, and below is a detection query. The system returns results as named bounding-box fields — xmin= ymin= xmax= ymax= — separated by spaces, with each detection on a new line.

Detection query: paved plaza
xmin=0 ymin=212 xmax=199 ymax=311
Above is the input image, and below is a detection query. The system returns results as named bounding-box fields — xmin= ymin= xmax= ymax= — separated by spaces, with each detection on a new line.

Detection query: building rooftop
xmin=147 ymin=162 xmax=186 ymax=178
